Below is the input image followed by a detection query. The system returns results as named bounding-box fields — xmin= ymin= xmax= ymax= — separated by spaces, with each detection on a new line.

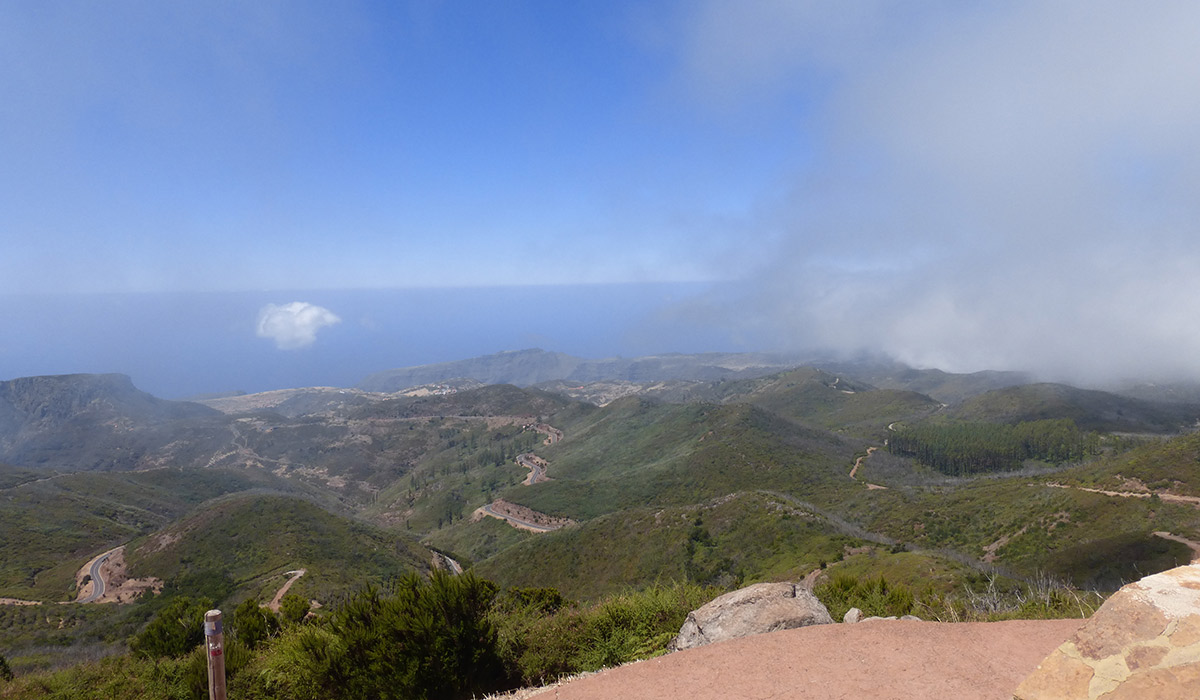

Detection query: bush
xmin=130 ymin=596 xmax=213 ymax=659
xmin=248 ymin=570 xmax=506 ymax=700
xmin=232 ymin=598 xmax=280 ymax=649
xmin=493 ymin=582 xmax=716 ymax=686
xmin=279 ymin=594 xmax=310 ymax=625
xmin=814 ymin=573 xmax=914 ymax=621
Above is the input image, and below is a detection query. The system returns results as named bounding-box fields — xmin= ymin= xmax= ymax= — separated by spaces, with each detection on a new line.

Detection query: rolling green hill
xmin=472 ymin=492 xmax=860 ymax=599
xmin=715 ymin=367 xmax=943 ymax=436
xmin=125 ymin=493 xmax=431 ymax=605
xmin=0 ymin=374 xmax=227 ymax=471
xmin=0 ymin=466 xmax=297 ymax=600
xmin=946 ymin=383 xmax=1200 ymax=433
xmin=500 ymin=398 xmax=858 ymax=521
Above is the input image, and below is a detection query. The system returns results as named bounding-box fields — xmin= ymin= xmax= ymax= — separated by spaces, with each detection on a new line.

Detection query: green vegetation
xmin=507 ymin=400 xmax=855 ymax=521
xmin=5 ymin=366 xmax=1200 ymax=698
xmin=130 ymin=596 xmax=212 ymax=659
xmin=0 ymin=467 xmax=297 ymax=600
xmin=125 ymin=494 xmax=431 ymax=605
xmin=0 ymin=575 xmax=715 ymax=700
xmin=813 ymin=570 xmax=1105 ymax=624
xmin=947 ymin=383 xmax=1200 ymax=433
xmin=241 ymin=572 xmax=505 ymax=700
xmin=718 ymin=368 xmax=942 ymax=437
xmin=492 ymin=582 xmax=716 ymax=685
xmin=888 ymin=419 xmax=1100 ymax=475
xmin=474 ymin=492 xmax=857 ymax=599
xmin=815 ymin=573 xmax=915 ymax=620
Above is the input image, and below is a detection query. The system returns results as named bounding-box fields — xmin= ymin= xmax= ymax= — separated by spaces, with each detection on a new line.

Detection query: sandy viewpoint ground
xmin=522 ymin=618 xmax=1085 ymax=700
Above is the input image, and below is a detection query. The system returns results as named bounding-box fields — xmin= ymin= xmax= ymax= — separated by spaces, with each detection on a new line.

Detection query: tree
xmin=280 ymin=593 xmax=311 ymax=624
xmin=233 ymin=598 xmax=280 ymax=649
xmin=285 ymin=571 xmax=506 ymax=699
xmin=0 ymin=652 xmax=13 ymax=682
xmin=130 ymin=596 xmax=213 ymax=658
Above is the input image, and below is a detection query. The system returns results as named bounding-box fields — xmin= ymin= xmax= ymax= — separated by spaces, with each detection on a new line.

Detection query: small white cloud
xmin=256 ymin=302 xmax=341 ymax=350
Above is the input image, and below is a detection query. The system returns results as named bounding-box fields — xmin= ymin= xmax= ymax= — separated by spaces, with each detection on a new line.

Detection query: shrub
xmin=250 ymin=570 xmax=506 ymax=700
xmin=130 ymin=596 xmax=213 ymax=659
xmin=279 ymin=594 xmax=310 ymax=624
xmin=814 ymin=573 xmax=915 ymax=621
xmin=493 ymin=582 xmax=717 ymax=686
xmin=232 ymin=598 xmax=280 ymax=649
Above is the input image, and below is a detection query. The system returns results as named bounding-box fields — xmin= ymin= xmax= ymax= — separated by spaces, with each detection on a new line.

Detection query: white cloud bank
xmin=670 ymin=1 xmax=1200 ymax=383
xmin=256 ymin=302 xmax=341 ymax=350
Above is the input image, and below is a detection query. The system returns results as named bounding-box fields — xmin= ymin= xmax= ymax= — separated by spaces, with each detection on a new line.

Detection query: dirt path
xmin=516 ymin=619 xmax=1085 ymax=700
xmin=1153 ymin=531 xmax=1200 ymax=561
xmin=849 ymin=447 xmax=878 ymax=480
xmin=266 ymin=569 xmax=306 ymax=612
xmin=1046 ymin=483 xmax=1200 ymax=508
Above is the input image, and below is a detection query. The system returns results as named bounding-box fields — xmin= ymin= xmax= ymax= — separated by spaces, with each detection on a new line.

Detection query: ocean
xmin=0 ymin=283 xmax=752 ymax=398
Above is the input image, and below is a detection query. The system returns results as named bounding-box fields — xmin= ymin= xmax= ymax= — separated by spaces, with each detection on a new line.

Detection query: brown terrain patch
xmin=75 ymin=547 xmax=163 ymax=604
xmin=512 ymin=619 xmax=1085 ymax=700
xmin=472 ymin=499 xmax=574 ymax=532
xmin=848 ymin=446 xmax=877 ymax=480
xmin=1046 ymin=483 xmax=1200 ymax=508
xmin=0 ymin=597 xmax=42 ymax=606
xmin=266 ymin=569 xmax=307 ymax=612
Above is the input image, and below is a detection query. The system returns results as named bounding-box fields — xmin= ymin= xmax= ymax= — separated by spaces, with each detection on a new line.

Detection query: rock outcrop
xmin=1014 ymin=562 xmax=1200 ymax=699
xmin=669 ymin=581 xmax=833 ymax=651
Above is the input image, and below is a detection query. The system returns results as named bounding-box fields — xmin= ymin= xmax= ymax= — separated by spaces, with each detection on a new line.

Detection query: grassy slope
xmin=125 ymin=493 xmax=431 ymax=605
xmin=832 ymin=447 xmax=1200 ymax=589
xmin=730 ymin=368 xmax=942 ymax=438
xmin=502 ymin=398 xmax=859 ymax=520
xmin=0 ymin=467 xmax=295 ymax=600
xmin=473 ymin=492 xmax=860 ymax=599
xmin=947 ymin=383 xmax=1200 ymax=433
xmin=1055 ymin=430 xmax=1200 ymax=496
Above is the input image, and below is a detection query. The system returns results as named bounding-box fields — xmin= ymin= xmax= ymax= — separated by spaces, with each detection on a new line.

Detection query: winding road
xmin=479 ymin=502 xmax=561 ymax=532
xmin=517 ymin=453 xmax=550 ymax=485
xmin=77 ymin=548 xmax=120 ymax=604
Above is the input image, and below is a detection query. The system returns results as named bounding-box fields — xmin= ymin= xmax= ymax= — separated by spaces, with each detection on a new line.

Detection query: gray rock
xmin=669 ymin=582 xmax=833 ymax=651
xmin=843 ymin=607 xmax=862 ymax=624
xmin=901 ymin=615 xmax=922 ymax=621
xmin=860 ymin=616 xmax=898 ymax=623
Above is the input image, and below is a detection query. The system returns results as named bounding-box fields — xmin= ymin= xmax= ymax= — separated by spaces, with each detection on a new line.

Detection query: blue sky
xmin=4 ymin=1 xmax=1200 ymax=387
xmin=2 ymin=1 xmax=812 ymax=291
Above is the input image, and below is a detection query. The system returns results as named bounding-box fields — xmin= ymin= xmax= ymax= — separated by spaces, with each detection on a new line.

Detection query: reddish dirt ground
xmin=525 ymin=618 xmax=1085 ymax=700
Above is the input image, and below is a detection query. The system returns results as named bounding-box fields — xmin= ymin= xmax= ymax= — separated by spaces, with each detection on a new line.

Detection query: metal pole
xmin=204 ymin=609 xmax=228 ymax=700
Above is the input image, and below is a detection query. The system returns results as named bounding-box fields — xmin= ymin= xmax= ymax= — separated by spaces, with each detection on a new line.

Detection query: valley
xmin=2 ymin=350 xmax=1200 ymax=693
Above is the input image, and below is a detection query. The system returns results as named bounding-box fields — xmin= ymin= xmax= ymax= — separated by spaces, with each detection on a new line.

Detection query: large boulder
xmin=669 ymin=582 xmax=833 ymax=651
xmin=1014 ymin=562 xmax=1200 ymax=699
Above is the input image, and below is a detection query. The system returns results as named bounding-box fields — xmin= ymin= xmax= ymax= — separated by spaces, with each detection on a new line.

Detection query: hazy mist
xmin=4 ymin=2 xmax=1200 ymax=390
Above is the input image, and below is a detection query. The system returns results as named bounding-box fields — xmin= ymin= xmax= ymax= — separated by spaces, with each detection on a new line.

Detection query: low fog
xmin=3 ymin=2 xmax=1200 ymax=391
xmin=672 ymin=1 xmax=1200 ymax=385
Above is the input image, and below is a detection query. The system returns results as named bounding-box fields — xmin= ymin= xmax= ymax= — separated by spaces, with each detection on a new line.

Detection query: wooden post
xmin=204 ymin=609 xmax=228 ymax=700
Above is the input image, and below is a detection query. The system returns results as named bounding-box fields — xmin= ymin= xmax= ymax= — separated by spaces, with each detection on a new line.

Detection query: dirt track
xmin=522 ymin=618 xmax=1084 ymax=700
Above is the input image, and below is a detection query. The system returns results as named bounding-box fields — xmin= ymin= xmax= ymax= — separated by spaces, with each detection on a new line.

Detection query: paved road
xmin=78 ymin=550 xmax=116 ymax=604
xmin=480 ymin=503 xmax=560 ymax=532
xmin=516 ymin=453 xmax=549 ymax=484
